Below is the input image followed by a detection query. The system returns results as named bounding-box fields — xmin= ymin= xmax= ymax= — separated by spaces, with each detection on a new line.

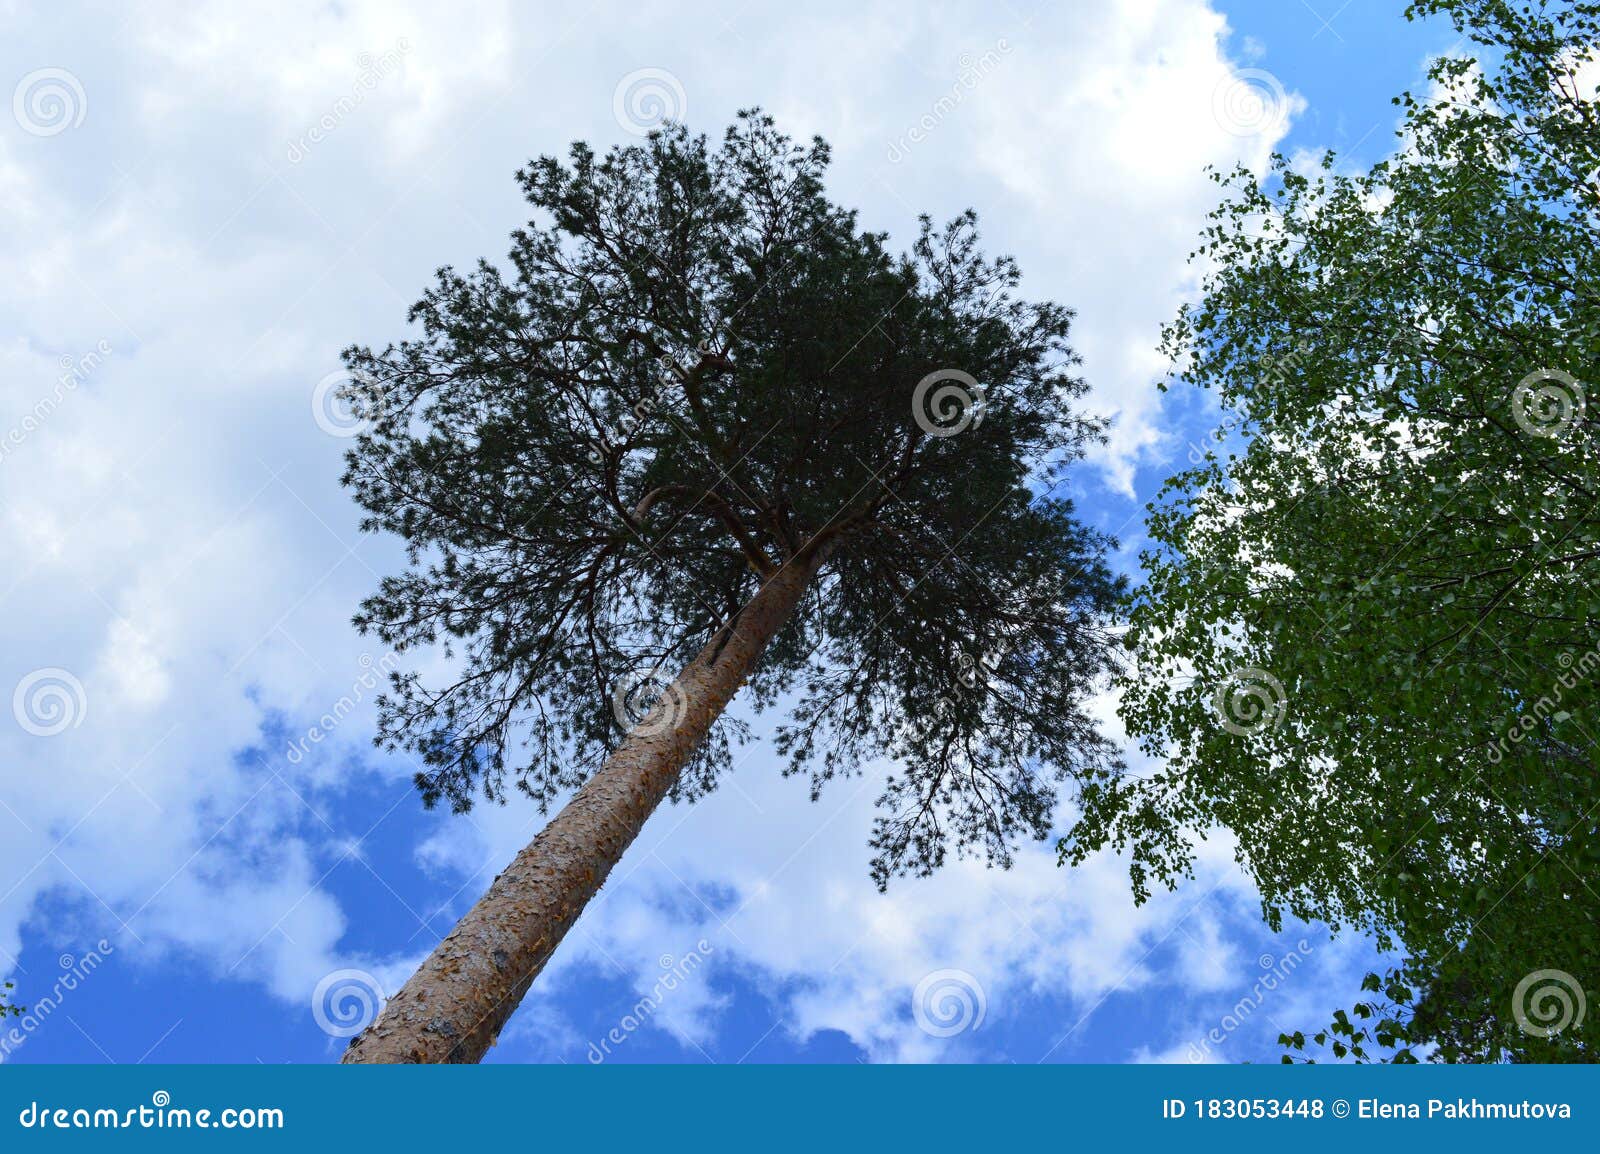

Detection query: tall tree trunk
xmin=341 ymin=545 xmax=829 ymax=1063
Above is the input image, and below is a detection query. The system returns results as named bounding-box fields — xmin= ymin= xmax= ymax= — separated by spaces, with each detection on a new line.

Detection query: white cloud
xmin=0 ymin=0 xmax=1305 ymax=1058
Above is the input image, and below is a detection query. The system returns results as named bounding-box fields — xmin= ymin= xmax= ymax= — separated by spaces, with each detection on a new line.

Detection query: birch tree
xmin=1069 ymin=0 xmax=1600 ymax=1062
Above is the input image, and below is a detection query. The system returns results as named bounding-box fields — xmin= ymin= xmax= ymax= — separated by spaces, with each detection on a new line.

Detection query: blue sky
xmin=0 ymin=0 xmax=1463 ymax=1065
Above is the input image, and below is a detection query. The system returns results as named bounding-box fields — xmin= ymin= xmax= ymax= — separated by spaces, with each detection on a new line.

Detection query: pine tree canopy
xmin=341 ymin=111 xmax=1125 ymax=889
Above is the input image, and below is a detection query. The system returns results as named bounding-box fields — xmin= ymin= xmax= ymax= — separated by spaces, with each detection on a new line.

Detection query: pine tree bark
xmin=341 ymin=545 xmax=830 ymax=1063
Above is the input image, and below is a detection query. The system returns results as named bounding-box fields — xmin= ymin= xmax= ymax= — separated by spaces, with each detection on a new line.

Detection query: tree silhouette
xmin=339 ymin=112 xmax=1122 ymax=1062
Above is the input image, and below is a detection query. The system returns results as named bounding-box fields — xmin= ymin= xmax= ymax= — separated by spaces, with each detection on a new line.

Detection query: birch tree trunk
xmin=341 ymin=547 xmax=829 ymax=1063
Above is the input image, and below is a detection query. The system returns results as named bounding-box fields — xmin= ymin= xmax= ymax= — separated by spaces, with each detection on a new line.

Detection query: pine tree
xmin=339 ymin=112 xmax=1123 ymax=1062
